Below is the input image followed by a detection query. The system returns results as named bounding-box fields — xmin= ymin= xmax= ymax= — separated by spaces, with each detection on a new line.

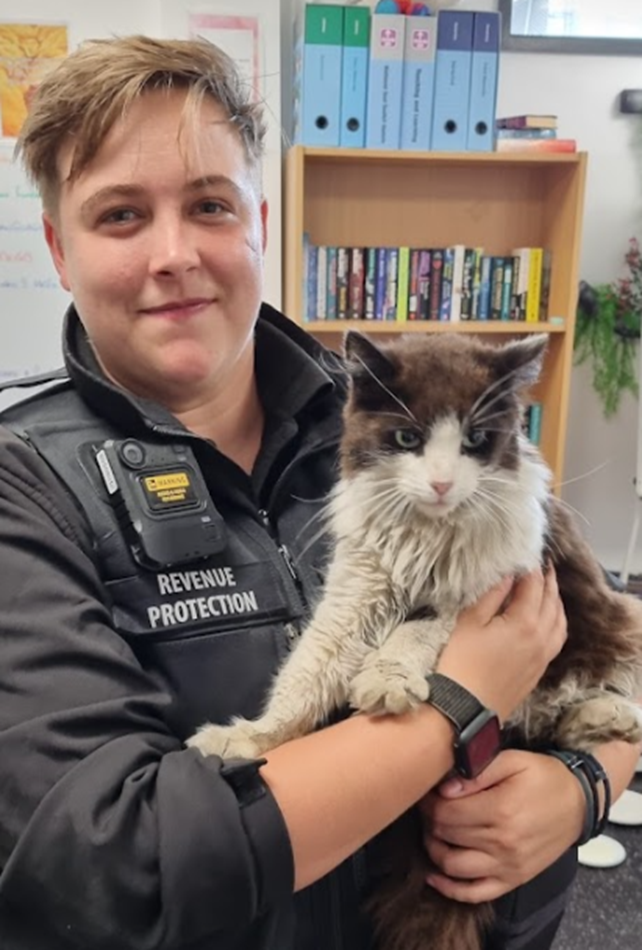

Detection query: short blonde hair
xmin=17 ymin=34 xmax=267 ymax=214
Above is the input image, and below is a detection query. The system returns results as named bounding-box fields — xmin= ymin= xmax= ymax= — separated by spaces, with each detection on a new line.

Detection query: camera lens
xmin=119 ymin=440 xmax=146 ymax=469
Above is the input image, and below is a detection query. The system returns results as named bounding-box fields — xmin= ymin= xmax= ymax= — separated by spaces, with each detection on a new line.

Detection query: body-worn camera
xmin=94 ymin=439 xmax=227 ymax=568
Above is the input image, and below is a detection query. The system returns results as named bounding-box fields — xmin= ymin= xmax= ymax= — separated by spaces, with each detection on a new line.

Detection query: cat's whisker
xmin=467 ymin=363 xmax=528 ymax=424
xmin=376 ymin=410 xmax=423 ymax=426
xmin=462 ymin=495 xmax=503 ymax=529
xmin=468 ymin=425 xmax=508 ymax=436
xmin=361 ymin=490 xmax=405 ymax=517
xmin=370 ymin=485 xmax=409 ymax=515
xmin=469 ymin=484 xmax=512 ymax=513
xmin=469 ymin=408 xmax=512 ymax=429
xmin=351 ymin=353 xmax=418 ymax=424
xmin=334 ymin=484 xmax=406 ymax=527
xmin=477 ymin=472 xmax=520 ymax=489
xmin=299 ymin=485 xmax=401 ymax=561
xmin=467 ymin=380 xmax=515 ymax=423
xmin=470 ymin=377 xmax=539 ymax=431
xmin=294 ymin=499 xmax=334 ymax=537
xmin=296 ymin=523 xmax=336 ymax=562
xmin=468 ymin=485 xmax=517 ymax=526
xmin=545 ymin=534 xmax=565 ymax=560
xmin=475 ymin=483 xmax=522 ymax=507
xmin=469 ymin=403 xmax=512 ymax=432
xmin=469 ymin=393 xmax=509 ymax=425
xmin=552 ymin=495 xmax=591 ymax=529
xmin=552 ymin=461 xmax=611 ymax=492
xmin=467 ymin=499 xmax=512 ymax=536
xmin=290 ymin=492 xmax=332 ymax=505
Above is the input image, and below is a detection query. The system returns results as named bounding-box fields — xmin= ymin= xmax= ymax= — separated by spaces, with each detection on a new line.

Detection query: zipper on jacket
xmin=258 ymin=507 xmax=305 ymax=651
xmin=258 ymin=507 xmax=307 ymax=618
xmin=278 ymin=541 xmax=299 ymax=582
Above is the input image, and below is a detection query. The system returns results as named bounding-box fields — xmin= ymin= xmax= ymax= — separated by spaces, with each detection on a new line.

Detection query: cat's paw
xmin=186 ymin=719 xmax=270 ymax=759
xmin=349 ymin=662 xmax=429 ymax=715
xmin=556 ymin=695 xmax=642 ymax=748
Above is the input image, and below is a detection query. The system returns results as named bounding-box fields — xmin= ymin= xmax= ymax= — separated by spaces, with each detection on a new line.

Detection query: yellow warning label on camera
xmin=145 ymin=473 xmax=190 ymax=492
xmin=142 ymin=471 xmax=196 ymax=509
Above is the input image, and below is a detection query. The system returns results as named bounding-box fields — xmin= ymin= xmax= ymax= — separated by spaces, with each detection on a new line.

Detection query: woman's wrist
xmin=542 ymin=749 xmax=611 ymax=845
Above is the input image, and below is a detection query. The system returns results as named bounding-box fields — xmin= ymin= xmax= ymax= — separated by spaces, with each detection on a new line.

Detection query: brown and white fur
xmin=189 ymin=331 xmax=642 ymax=950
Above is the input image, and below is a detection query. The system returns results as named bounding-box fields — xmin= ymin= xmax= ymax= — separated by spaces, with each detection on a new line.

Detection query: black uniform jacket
xmin=0 ymin=304 xmax=576 ymax=950
xmin=0 ymin=303 xmax=374 ymax=950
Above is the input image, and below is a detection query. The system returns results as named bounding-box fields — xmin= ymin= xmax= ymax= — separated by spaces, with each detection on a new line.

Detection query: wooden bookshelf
xmin=283 ymin=145 xmax=588 ymax=490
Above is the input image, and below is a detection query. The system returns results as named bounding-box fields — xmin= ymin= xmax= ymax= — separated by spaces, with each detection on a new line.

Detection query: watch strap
xmin=425 ymin=672 xmax=486 ymax=733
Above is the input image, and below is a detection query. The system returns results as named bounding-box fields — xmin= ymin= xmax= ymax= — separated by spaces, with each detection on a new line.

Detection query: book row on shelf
xmin=495 ymin=114 xmax=576 ymax=153
xmin=303 ymin=242 xmax=552 ymax=324
xmin=523 ymin=402 xmax=543 ymax=447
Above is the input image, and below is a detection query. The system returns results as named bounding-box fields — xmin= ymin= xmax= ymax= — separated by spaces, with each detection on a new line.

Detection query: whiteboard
xmin=0 ymin=0 xmax=282 ymax=408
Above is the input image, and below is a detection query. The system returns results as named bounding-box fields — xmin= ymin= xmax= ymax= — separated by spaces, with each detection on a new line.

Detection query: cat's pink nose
xmin=431 ymin=481 xmax=453 ymax=497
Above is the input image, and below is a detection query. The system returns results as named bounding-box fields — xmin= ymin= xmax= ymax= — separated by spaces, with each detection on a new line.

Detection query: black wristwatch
xmin=425 ymin=673 xmax=502 ymax=779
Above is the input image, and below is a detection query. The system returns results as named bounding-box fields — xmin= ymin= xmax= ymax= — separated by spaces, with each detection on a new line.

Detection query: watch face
xmin=455 ymin=709 xmax=502 ymax=779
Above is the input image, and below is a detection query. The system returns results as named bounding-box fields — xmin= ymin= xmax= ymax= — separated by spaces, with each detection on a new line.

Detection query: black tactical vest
xmin=0 ymin=377 xmax=342 ymax=739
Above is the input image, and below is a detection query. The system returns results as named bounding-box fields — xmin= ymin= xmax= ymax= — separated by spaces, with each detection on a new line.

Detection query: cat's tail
xmin=367 ymin=810 xmax=494 ymax=950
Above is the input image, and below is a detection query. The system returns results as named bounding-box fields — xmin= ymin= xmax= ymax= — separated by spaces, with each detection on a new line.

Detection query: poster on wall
xmin=0 ymin=23 xmax=68 ymax=137
xmin=0 ymin=21 xmax=71 ymax=389
xmin=188 ymin=14 xmax=260 ymax=100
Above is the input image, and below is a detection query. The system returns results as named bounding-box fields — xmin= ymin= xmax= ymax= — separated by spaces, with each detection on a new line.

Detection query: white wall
xmin=494 ymin=35 xmax=642 ymax=572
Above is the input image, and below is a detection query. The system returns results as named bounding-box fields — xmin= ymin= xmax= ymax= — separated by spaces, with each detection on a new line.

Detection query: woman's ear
xmin=43 ymin=213 xmax=71 ymax=292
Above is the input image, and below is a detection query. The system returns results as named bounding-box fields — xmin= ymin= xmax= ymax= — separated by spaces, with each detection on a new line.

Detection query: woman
xmin=0 ymin=34 xmax=633 ymax=950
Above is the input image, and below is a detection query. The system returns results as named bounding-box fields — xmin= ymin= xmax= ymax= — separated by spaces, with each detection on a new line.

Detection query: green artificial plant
xmin=574 ymin=237 xmax=642 ymax=418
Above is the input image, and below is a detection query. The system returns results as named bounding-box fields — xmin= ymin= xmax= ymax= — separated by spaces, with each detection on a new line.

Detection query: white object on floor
xmin=608 ymin=788 xmax=642 ymax=826
xmin=578 ymin=835 xmax=627 ymax=869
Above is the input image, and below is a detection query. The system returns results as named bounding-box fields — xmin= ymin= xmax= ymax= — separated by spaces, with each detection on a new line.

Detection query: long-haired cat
xmin=188 ymin=331 xmax=642 ymax=950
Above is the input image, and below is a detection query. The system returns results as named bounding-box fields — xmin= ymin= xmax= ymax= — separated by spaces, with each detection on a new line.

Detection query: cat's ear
xmin=343 ymin=331 xmax=396 ymax=381
xmin=494 ymin=334 xmax=547 ymax=390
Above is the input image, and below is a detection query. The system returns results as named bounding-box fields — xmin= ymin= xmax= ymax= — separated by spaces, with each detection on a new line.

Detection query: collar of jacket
xmin=61 ymin=302 xmax=347 ymax=440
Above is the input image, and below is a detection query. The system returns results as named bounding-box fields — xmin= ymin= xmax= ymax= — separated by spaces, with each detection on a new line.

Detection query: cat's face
xmin=341 ymin=332 xmax=546 ymax=519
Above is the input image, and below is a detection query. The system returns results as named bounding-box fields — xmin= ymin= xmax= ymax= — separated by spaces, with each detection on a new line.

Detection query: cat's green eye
xmin=462 ymin=428 xmax=487 ymax=450
xmin=394 ymin=429 xmax=422 ymax=450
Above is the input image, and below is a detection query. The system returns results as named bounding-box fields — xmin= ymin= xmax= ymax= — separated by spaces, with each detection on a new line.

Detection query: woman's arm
xmin=420 ymin=738 xmax=640 ymax=903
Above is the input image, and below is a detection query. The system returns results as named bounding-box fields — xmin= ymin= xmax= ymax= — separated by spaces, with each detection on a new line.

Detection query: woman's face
xmin=44 ymin=88 xmax=268 ymax=410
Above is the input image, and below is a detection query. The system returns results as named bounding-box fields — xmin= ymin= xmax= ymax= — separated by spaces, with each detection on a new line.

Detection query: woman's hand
xmin=418 ymin=749 xmax=584 ymax=903
xmin=436 ymin=568 xmax=566 ymax=722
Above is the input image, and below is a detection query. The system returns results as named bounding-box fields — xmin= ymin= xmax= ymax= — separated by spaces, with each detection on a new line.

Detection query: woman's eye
xmin=462 ymin=428 xmax=487 ymax=450
xmin=101 ymin=208 xmax=139 ymax=225
xmin=394 ymin=429 xmax=422 ymax=450
xmin=198 ymin=199 xmax=227 ymax=215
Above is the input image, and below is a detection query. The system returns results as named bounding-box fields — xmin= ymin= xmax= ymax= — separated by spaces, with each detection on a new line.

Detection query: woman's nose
xmin=149 ymin=216 xmax=200 ymax=276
